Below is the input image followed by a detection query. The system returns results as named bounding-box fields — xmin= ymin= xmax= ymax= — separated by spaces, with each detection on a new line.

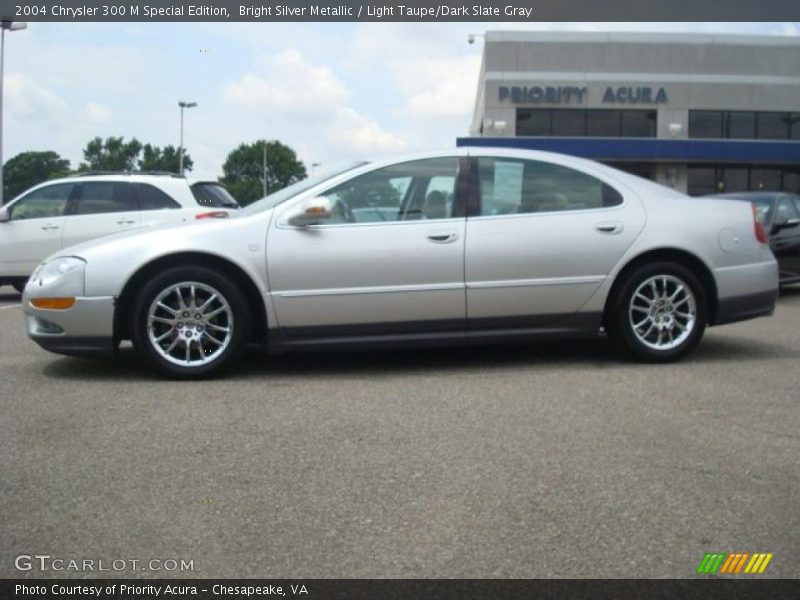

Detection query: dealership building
xmin=462 ymin=31 xmax=800 ymax=195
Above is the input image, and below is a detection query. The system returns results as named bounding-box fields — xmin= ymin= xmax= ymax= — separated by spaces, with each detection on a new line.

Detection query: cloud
xmin=219 ymin=47 xmax=405 ymax=165
xmin=223 ymin=48 xmax=348 ymax=112
xmin=326 ymin=108 xmax=408 ymax=155
xmin=4 ymin=74 xmax=69 ymax=123
xmin=393 ymin=55 xmax=482 ymax=119
xmin=84 ymin=102 xmax=112 ymax=124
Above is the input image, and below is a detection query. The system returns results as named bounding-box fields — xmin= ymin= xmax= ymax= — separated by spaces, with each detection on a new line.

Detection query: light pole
xmin=262 ymin=140 xmax=267 ymax=197
xmin=0 ymin=21 xmax=27 ymax=205
xmin=178 ymin=100 xmax=196 ymax=175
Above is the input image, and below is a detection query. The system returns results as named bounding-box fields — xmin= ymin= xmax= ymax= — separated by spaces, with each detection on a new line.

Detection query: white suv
xmin=0 ymin=173 xmax=239 ymax=292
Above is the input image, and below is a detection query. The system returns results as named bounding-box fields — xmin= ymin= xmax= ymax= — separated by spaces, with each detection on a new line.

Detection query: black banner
xmin=3 ymin=579 xmax=800 ymax=600
xmin=2 ymin=0 xmax=800 ymax=22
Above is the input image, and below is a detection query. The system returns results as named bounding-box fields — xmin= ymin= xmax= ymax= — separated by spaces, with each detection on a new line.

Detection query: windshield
xmin=239 ymin=161 xmax=368 ymax=215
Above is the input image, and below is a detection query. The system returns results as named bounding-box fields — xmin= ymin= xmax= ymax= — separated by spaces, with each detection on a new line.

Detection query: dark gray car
xmin=706 ymin=192 xmax=800 ymax=285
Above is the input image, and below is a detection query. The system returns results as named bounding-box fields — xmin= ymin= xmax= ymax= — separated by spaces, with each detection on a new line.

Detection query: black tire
xmin=129 ymin=265 xmax=251 ymax=378
xmin=12 ymin=279 xmax=27 ymax=294
xmin=607 ymin=261 xmax=708 ymax=362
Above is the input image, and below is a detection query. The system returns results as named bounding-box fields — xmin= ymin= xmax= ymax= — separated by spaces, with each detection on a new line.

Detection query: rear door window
xmin=137 ymin=184 xmax=181 ymax=210
xmin=477 ymin=157 xmax=623 ymax=216
xmin=71 ymin=182 xmax=138 ymax=215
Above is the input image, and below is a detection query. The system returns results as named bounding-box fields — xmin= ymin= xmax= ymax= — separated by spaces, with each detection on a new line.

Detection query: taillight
xmin=752 ymin=203 xmax=768 ymax=244
xmin=195 ymin=211 xmax=229 ymax=219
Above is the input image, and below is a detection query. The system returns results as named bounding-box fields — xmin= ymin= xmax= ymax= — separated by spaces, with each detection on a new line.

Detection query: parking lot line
xmin=0 ymin=304 xmax=21 ymax=310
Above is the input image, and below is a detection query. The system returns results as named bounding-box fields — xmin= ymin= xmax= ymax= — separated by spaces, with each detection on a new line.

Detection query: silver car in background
xmin=23 ymin=148 xmax=778 ymax=378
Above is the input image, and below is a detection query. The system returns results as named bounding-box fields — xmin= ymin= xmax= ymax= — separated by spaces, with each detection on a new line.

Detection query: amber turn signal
xmin=30 ymin=297 xmax=76 ymax=310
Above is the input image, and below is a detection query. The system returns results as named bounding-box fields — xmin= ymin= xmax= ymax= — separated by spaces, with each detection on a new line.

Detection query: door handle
xmin=426 ymin=231 xmax=458 ymax=244
xmin=41 ymin=224 xmax=60 ymax=231
xmin=595 ymin=221 xmax=623 ymax=235
xmin=116 ymin=219 xmax=136 ymax=225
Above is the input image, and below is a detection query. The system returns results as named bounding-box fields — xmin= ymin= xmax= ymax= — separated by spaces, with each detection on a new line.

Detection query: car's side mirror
xmin=772 ymin=218 xmax=800 ymax=233
xmin=0 ymin=207 xmax=9 ymax=222
xmin=287 ymin=197 xmax=333 ymax=228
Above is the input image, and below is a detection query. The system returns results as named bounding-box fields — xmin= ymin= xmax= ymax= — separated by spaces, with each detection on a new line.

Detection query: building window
xmin=552 ymin=110 xmax=586 ymax=136
xmin=687 ymin=166 xmax=717 ymax=196
xmin=790 ymin=114 xmax=800 ymax=140
xmin=516 ymin=110 xmax=551 ymax=136
xmin=689 ymin=111 xmax=800 ymax=140
xmin=719 ymin=167 xmax=749 ymax=193
xmin=750 ymin=168 xmax=782 ymax=190
xmin=689 ymin=111 xmax=723 ymax=139
xmin=726 ymin=112 xmax=756 ymax=139
xmin=757 ymin=113 xmax=788 ymax=140
xmin=688 ymin=164 xmax=800 ymax=196
xmin=517 ymin=109 xmax=656 ymax=138
xmin=587 ymin=110 xmax=621 ymax=137
xmin=603 ymin=161 xmax=655 ymax=180
xmin=621 ymin=110 xmax=657 ymax=137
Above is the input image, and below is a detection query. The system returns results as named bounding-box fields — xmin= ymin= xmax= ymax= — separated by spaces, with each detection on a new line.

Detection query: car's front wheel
xmin=130 ymin=266 xmax=251 ymax=378
xmin=608 ymin=261 xmax=708 ymax=362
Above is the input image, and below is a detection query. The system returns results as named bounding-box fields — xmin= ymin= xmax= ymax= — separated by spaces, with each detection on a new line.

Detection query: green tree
xmin=138 ymin=144 xmax=192 ymax=174
xmin=2 ymin=151 xmax=71 ymax=203
xmin=220 ymin=140 xmax=306 ymax=206
xmin=78 ymin=136 xmax=143 ymax=172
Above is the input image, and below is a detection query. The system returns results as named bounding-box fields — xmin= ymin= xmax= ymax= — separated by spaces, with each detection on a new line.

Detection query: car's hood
xmin=54 ymin=210 xmax=271 ymax=262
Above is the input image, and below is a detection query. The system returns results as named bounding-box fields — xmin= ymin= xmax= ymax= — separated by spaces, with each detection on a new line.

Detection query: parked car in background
xmin=0 ymin=173 xmax=238 ymax=292
xmin=705 ymin=192 xmax=800 ymax=285
xmin=23 ymin=149 xmax=778 ymax=378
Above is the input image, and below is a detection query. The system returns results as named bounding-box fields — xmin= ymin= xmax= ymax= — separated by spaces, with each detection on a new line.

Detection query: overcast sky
xmin=3 ymin=21 xmax=799 ymax=180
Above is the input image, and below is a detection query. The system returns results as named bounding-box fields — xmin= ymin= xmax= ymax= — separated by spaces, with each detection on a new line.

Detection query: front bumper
xmin=24 ymin=294 xmax=116 ymax=357
xmin=712 ymin=260 xmax=779 ymax=326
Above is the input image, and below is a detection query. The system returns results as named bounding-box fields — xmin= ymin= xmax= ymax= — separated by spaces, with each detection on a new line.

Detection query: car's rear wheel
xmin=12 ymin=280 xmax=26 ymax=294
xmin=609 ymin=261 xmax=708 ymax=362
xmin=130 ymin=266 xmax=251 ymax=378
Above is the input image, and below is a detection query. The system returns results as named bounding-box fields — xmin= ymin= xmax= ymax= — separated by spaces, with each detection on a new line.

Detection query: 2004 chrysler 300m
xmin=23 ymin=149 xmax=779 ymax=378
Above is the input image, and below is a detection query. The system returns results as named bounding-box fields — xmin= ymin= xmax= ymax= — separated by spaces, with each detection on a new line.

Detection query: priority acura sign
xmin=499 ymin=85 xmax=669 ymax=104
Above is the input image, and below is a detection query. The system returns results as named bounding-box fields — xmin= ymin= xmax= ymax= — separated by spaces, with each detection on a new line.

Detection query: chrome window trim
xmin=274 ymin=215 xmax=467 ymax=231
xmin=466 ymin=203 xmax=628 ymax=221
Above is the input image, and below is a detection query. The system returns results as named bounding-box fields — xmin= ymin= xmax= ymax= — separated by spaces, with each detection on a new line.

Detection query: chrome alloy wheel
xmin=628 ymin=274 xmax=697 ymax=351
xmin=146 ymin=282 xmax=233 ymax=367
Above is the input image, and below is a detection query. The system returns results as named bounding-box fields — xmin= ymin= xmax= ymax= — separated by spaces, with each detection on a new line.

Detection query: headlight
xmin=29 ymin=257 xmax=86 ymax=297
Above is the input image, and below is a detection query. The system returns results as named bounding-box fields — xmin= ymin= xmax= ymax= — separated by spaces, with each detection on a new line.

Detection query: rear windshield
xmin=190 ymin=183 xmax=240 ymax=208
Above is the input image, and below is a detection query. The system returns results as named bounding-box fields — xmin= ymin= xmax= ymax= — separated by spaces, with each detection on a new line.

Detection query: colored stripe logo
xmin=697 ymin=552 xmax=773 ymax=574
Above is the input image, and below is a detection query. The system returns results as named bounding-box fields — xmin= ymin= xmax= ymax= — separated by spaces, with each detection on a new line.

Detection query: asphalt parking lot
xmin=0 ymin=284 xmax=798 ymax=579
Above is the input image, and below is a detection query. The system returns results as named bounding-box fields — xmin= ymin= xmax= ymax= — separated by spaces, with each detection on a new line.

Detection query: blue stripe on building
xmin=456 ymin=137 xmax=800 ymax=164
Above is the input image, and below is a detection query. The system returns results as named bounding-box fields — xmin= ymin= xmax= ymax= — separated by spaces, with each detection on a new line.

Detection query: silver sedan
xmin=23 ymin=148 xmax=779 ymax=377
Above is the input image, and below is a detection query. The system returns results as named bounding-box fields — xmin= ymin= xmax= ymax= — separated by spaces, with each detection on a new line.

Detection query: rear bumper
xmin=714 ymin=289 xmax=778 ymax=325
xmin=712 ymin=260 xmax=779 ymax=326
